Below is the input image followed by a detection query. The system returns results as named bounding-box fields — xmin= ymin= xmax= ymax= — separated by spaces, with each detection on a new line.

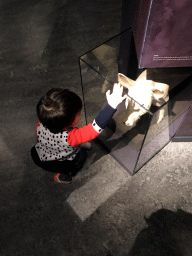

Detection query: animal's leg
xmin=156 ymin=108 xmax=165 ymax=123
xmin=124 ymin=111 xmax=142 ymax=128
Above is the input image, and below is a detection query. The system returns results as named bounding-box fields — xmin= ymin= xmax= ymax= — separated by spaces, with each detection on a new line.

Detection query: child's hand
xmin=106 ymin=83 xmax=127 ymax=109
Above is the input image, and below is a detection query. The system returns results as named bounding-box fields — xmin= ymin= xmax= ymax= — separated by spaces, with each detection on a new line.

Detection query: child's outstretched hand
xmin=106 ymin=83 xmax=127 ymax=109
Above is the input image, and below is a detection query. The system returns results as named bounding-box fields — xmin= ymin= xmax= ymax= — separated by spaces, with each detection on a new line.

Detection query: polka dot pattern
xmin=35 ymin=123 xmax=80 ymax=161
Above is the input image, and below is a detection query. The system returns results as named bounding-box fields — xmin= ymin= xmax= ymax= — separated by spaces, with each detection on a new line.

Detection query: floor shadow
xmin=127 ymin=208 xmax=192 ymax=256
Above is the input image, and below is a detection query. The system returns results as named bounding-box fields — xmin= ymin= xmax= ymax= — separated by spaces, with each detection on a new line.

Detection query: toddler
xmin=31 ymin=83 xmax=126 ymax=183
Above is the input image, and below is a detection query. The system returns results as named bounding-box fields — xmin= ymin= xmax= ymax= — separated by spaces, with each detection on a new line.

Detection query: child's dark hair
xmin=37 ymin=88 xmax=82 ymax=133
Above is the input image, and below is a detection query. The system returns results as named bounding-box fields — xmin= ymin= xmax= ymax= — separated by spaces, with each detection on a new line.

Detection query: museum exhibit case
xmin=79 ymin=29 xmax=192 ymax=175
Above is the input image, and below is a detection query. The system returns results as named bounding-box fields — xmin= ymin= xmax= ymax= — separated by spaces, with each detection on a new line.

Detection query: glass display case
xmin=79 ymin=29 xmax=192 ymax=175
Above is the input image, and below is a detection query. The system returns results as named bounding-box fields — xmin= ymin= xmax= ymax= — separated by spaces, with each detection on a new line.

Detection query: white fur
xmin=118 ymin=71 xmax=169 ymax=129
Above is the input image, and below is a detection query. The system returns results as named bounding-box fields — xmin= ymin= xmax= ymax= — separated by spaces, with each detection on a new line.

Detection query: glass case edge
xmin=133 ymin=113 xmax=153 ymax=174
xmin=78 ymin=27 xmax=133 ymax=59
xmin=78 ymin=57 xmax=88 ymax=125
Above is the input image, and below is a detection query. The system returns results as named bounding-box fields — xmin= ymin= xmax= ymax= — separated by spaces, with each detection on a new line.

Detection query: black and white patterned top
xmin=35 ymin=123 xmax=80 ymax=161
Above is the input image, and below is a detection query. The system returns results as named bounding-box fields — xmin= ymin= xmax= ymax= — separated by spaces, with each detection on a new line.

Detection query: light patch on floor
xmin=67 ymin=164 xmax=129 ymax=221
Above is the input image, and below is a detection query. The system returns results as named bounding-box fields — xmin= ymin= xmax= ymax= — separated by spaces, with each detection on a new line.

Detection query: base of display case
xmin=172 ymin=136 xmax=192 ymax=142
xmin=172 ymin=104 xmax=192 ymax=142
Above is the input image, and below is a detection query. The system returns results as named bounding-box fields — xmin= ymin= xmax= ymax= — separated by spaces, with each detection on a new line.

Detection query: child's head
xmin=37 ymin=88 xmax=82 ymax=133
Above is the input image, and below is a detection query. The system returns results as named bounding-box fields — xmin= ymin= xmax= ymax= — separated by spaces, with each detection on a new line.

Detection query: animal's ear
xmin=150 ymin=81 xmax=169 ymax=101
xmin=118 ymin=73 xmax=135 ymax=88
xmin=136 ymin=70 xmax=147 ymax=81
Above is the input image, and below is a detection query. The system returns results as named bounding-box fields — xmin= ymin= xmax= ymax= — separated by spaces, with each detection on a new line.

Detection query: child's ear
xmin=118 ymin=73 xmax=135 ymax=89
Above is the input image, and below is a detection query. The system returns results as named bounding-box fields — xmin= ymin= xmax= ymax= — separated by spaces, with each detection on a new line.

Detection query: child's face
xmin=71 ymin=111 xmax=81 ymax=127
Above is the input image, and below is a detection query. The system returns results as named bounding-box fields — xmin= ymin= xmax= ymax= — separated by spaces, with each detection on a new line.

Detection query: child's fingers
xmin=113 ymin=82 xmax=121 ymax=93
xmin=122 ymin=95 xmax=127 ymax=101
xmin=106 ymin=89 xmax=111 ymax=98
xmin=115 ymin=83 xmax=124 ymax=96
xmin=120 ymin=84 xmax=123 ymax=94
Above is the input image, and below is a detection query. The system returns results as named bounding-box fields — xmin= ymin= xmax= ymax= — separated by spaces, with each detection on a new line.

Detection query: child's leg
xmin=58 ymin=147 xmax=88 ymax=183
xmin=71 ymin=147 xmax=88 ymax=175
xmin=31 ymin=146 xmax=74 ymax=173
xmin=31 ymin=146 xmax=88 ymax=183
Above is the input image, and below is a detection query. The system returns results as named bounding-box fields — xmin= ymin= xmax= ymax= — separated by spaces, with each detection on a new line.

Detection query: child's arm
xmin=68 ymin=83 xmax=126 ymax=147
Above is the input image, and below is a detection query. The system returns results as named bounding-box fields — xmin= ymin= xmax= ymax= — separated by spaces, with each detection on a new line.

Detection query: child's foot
xmin=81 ymin=142 xmax=92 ymax=149
xmin=54 ymin=173 xmax=73 ymax=184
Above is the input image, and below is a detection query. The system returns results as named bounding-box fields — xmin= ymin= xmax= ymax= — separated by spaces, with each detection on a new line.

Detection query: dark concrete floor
xmin=1 ymin=1 xmax=192 ymax=255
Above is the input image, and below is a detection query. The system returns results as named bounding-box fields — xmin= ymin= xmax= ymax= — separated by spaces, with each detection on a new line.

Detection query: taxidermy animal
xmin=118 ymin=70 xmax=169 ymax=129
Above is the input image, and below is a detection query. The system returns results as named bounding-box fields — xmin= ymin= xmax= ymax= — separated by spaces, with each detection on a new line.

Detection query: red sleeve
xmin=67 ymin=123 xmax=99 ymax=147
xmin=36 ymin=121 xmax=41 ymax=138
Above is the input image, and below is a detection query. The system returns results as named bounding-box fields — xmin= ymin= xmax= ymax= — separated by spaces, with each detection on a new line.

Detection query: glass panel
xmin=79 ymin=53 xmax=151 ymax=175
xmin=79 ymin=58 xmax=111 ymax=124
xmin=80 ymin=34 xmax=120 ymax=87
xmin=134 ymin=73 xmax=192 ymax=173
xmin=135 ymin=102 xmax=170 ymax=173
xmin=174 ymin=104 xmax=192 ymax=138
xmin=169 ymin=78 xmax=192 ymax=138
xmin=107 ymin=106 xmax=152 ymax=174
